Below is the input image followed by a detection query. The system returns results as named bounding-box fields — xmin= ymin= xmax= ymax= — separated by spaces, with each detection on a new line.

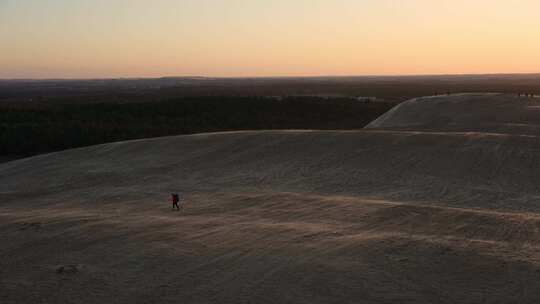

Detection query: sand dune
xmin=2 ymin=94 xmax=540 ymax=303
xmin=367 ymin=93 xmax=540 ymax=135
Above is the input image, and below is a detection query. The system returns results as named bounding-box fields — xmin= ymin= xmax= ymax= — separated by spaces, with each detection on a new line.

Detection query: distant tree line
xmin=0 ymin=96 xmax=396 ymax=157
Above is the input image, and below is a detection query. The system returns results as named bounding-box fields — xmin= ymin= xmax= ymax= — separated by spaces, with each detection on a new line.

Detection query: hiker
xmin=170 ymin=193 xmax=180 ymax=211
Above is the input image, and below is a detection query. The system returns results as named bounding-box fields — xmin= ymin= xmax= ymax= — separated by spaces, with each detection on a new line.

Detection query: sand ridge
xmin=366 ymin=93 xmax=540 ymax=135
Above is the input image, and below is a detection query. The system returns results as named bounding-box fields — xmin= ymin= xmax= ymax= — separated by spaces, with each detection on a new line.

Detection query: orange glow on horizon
xmin=1 ymin=0 xmax=540 ymax=78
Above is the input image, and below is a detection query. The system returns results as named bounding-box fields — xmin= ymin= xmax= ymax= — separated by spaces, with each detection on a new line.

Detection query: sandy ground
xmin=0 ymin=156 xmax=21 ymax=164
xmin=2 ymin=93 xmax=540 ymax=303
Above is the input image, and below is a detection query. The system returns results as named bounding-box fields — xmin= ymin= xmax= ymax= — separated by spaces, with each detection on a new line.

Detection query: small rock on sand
xmin=56 ymin=265 xmax=81 ymax=275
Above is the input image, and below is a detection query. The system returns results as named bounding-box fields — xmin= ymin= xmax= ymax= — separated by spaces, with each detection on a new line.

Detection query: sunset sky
xmin=1 ymin=0 xmax=540 ymax=78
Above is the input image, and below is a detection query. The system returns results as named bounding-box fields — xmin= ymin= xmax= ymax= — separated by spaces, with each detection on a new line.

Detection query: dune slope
xmin=2 ymin=94 xmax=540 ymax=303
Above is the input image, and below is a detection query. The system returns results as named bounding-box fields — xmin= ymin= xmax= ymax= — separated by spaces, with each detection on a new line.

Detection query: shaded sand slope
xmin=2 ymin=128 xmax=540 ymax=211
xmin=2 ymin=94 xmax=540 ymax=303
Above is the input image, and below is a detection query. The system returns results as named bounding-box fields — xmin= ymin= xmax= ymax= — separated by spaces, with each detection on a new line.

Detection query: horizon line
xmin=2 ymin=72 xmax=540 ymax=81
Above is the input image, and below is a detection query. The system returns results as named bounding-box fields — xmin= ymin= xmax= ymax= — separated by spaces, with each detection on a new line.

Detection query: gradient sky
xmin=1 ymin=0 xmax=540 ymax=78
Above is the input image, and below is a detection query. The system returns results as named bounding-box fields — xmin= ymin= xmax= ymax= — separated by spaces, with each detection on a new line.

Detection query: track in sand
xmin=2 ymin=93 xmax=540 ymax=303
